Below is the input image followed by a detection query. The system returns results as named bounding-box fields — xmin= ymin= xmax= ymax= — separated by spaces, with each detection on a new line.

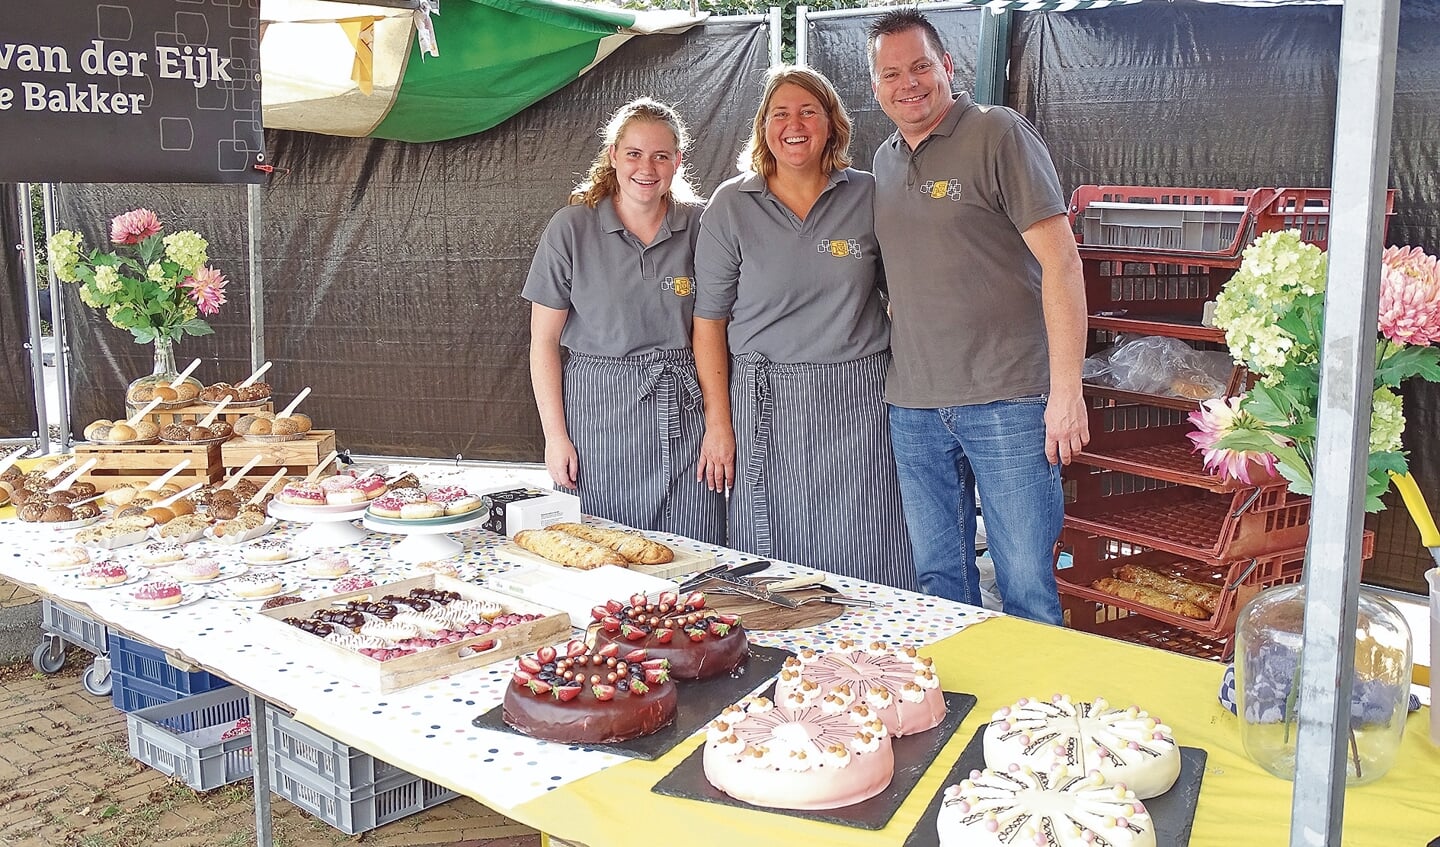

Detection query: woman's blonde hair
xmin=740 ymin=66 xmax=853 ymax=178
xmin=571 ymin=97 xmax=701 ymax=208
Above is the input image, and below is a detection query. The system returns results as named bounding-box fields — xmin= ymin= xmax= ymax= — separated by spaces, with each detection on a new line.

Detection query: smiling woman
xmin=522 ymin=98 xmax=725 ymax=547
xmin=691 ymin=66 xmax=918 ymax=591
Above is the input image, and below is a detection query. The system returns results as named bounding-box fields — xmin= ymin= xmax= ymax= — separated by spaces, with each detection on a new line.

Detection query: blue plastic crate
xmin=109 ymin=634 xmax=229 ymax=697
xmin=113 ymin=672 xmax=183 ymax=712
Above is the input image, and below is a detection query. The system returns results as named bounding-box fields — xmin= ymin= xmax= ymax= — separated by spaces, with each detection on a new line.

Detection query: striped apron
xmin=560 ymin=349 xmax=726 ymax=545
xmin=728 ymin=350 xmax=918 ymax=591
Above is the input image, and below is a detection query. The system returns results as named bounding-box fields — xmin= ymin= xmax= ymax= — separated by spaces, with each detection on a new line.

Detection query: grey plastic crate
xmin=1080 ymin=202 xmax=1245 ymax=253
xmin=269 ymin=752 xmax=458 ymax=835
xmin=41 ymin=598 xmax=107 ymax=655
xmin=126 ymin=688 xmax=253 ymax=791
xmin=265 ymin=703 xmax=403 ymax=789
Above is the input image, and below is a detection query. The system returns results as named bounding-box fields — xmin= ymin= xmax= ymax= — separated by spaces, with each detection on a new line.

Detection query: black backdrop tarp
xmin=0 ymin=188 xmax=40 ymax=440
xmin=57 ymin=20 xmax=771 ymax=462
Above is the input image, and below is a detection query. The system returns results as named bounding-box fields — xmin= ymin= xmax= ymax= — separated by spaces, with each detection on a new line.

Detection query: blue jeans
xmin=888 ymin=400 xmax=1064 ymax=625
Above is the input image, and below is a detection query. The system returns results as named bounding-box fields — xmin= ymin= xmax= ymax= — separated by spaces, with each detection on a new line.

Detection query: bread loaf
xmin=547 ymin=522 xmax=674 ymax=565
xmin=1112 ymin=564 xmax=1221 ymax=614
xmin=1091 ymin=578 xmax=1211 ymax=620
xmin=514 ymin=529 xmax=627 ymax=570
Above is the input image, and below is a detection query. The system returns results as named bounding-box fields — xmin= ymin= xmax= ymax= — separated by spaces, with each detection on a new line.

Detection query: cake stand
xmin=361 ymin=512 xmax=487 ymax=562
xmin=268 ymin=501 xmax=370 ymax=547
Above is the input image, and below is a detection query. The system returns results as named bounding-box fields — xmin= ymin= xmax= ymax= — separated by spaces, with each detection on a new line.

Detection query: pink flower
xmin=1378 ymin=245 xmax=1440 ymax=346
xmin=109 ymin=208 xmax=162 ymax=245
xmin=1187 ymin=397 xmax=1280 ymax=485
xmin=182 ymin=266 xmax=227 ymax=316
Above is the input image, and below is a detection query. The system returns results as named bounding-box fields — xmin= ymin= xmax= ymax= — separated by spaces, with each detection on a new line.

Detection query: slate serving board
xmin=901 ymin=723 xmax=1208 ymax=847
xmin=650 ymin=690 xmax=977 ymax=830
xmin=471 ymin=644 xmax=792 ymax=760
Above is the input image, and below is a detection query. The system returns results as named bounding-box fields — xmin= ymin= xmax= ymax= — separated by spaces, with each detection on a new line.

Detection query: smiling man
xmin=867 ymin=10 xmax=1088 ymax=624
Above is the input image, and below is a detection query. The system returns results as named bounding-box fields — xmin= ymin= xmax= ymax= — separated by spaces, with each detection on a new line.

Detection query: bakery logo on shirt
xmin=920 ymin=178 xmax=963 ymax=201
xmin=816 ymin=238 xmax=862 ymax=259
xmin=662 ymin=276 xmax=693 ymax=296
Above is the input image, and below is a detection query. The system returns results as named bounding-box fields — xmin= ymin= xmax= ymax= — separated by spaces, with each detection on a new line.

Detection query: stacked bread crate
xmin=1057 ymin=186 xmax=1391 ymax=659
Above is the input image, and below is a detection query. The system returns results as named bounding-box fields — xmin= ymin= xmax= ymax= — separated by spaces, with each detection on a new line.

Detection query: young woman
xmin=524 ymin=99 xmax=724 ymax=544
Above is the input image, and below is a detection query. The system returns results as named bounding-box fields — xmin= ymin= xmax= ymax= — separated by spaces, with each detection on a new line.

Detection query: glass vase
xmin=1234 ymin=582 xmax=1412 ymax=784
xmin=125 ymin=336 xmax=201 ymax=408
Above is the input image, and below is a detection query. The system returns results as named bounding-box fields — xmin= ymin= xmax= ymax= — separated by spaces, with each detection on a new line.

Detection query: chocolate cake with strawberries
xmin=502 ymin=640 xmax=677 ymax=744
xmin=589 ymin=591 xmax=747 ymax=679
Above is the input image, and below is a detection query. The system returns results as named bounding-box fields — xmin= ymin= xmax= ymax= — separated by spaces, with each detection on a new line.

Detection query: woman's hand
xmin=697 ymin=424 xmax=735 ymax=492
xmin=545 ymin=438 xmax=579 ymax=490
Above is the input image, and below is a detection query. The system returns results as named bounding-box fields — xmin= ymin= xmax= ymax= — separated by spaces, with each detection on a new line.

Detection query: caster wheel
xmin=82 ymin=664 xmax=112 ymax=697
xmin=32 ymin=642 xmax=65 ymax=674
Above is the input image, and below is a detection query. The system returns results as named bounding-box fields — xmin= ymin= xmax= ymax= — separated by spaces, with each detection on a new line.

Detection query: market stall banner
xmin=262 ymin=0 xmax=707 ymax=143
xmin=0 ymin=0 xmax=264 ymax=184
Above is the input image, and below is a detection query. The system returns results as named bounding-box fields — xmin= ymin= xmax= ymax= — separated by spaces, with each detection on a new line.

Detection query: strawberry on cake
xmin=776 ymin=640 xmax=945 ymax=737
xmin=502 ymin=641 xmax=676 ymax=743
xmin=589 ymin=591 xmax=746 ymax=679
xmin=703 ymin=693 xmax=894 ymax=810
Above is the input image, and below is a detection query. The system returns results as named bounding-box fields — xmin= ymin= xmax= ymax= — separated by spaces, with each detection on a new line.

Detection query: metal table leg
xmin=250 ymin=692 xmax=273 ymax=847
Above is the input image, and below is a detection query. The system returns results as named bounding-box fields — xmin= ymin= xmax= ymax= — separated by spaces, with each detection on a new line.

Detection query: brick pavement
xmin=0 ymin=649 xmax=542 ymax=847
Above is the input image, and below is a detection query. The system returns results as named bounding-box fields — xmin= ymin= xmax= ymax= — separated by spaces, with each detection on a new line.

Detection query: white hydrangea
xmin=1369 ymin=387 xmax=1405 ymax=454
xmin=1213 ymin=230 xmax=1328 ymax=376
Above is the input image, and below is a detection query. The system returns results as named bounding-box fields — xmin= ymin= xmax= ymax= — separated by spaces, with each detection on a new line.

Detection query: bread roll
xmin=514 ymin=529 xmax=627 ymax=570
xmin=547 ymin=522 xmax=674 ymax=565
xmin=1091 ymin=578 xmax=1211 ymax=620
xmin=1112 ymin=564 xmax=1221 ymax=614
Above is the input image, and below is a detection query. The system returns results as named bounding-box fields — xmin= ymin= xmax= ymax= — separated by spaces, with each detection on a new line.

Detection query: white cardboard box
xmin=485 ymin=564 xmax=678 ymax=628
xmin=478 ymin=487 xmax=581 ymax=538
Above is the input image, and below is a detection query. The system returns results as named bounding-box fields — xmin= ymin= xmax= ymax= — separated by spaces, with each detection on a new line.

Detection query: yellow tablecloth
xmin=517 ymin=616 xmax=1440 ymax=847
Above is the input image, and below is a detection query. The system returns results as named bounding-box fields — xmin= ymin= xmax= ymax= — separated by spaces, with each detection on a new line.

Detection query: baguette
xmin=1113 ymin=564 xmax=1221 ymax=614
xmin=548 ymin=522 xmax=674 ymax=565
xmin=514 ymin=529 xmax=627 ymax=570
xmin=1091 ymin=577 xmax=1211 ymax=620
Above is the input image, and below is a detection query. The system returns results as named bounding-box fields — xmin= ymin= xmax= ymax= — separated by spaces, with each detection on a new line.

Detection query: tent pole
xmin=796 ymin=6 xmax=809 ymax=66
xmin=769 ymin=7 xmax=783 ymax=66
xmin=1290 ymin=1 xmax=1400 ymax=844
xmin=974 ymin=9 xmax=1011 ymax=106
xmin=247 ymin=183 xmax=265 ymax=371
xmin=40 ymin=184 xmax=70 ymax=450
xmin=17 ymin=183 xmax=50 ymax=454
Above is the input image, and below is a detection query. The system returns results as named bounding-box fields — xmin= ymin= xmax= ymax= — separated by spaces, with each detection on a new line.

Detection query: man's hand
xmin=1045 ymin=389 xmax=1089 ymax=465
xmin=697 ymin=424 xmax=736 ymax=492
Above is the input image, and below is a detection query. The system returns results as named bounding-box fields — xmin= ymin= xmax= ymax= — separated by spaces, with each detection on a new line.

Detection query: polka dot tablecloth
xmin=0 ymin=464 xmax=996 ymax=812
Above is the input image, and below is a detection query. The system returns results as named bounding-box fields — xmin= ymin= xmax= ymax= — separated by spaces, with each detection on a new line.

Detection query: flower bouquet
xmin=1188 ymin=230 xmax=1440 ymax=510
xmin=48 ymin=209 xmax=229 ymax=404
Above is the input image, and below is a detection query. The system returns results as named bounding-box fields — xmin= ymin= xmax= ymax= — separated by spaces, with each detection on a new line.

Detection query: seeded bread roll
xmin=546 ymin=522 xmax=674 ymax=565
xmin=513 ymin=529 xmax=627 ymax=570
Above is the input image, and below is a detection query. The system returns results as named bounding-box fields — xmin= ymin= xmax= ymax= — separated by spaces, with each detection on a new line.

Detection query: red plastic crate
xmin=1065 ymin=468 xmax=1310 ymax=562
xmin=1059 ymin=602 xmax=1234 ymax=661
xmin=1072 ymin=400 xmax=1270 ymax=493
xmin=1056 ymin=529 xmax=1375 ymax=648
xmin=1069 ymin=185 xmax=1396 ymax=265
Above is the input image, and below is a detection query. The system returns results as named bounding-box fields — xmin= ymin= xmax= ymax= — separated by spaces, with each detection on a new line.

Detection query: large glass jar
xmin=126 ymin=336 xmax=201 ymax=410
xmin=1235 ymin=582 xmax=1412 ymax=784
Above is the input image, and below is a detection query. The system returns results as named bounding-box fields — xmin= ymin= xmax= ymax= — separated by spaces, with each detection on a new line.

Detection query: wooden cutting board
xmin=701 ymin=579 xmax=845 ymax=630
xmin=497 ymin=539 xmax=715 ymax=581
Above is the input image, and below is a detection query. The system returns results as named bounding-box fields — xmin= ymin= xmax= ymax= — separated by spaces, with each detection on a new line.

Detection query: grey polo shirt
xmin=873 ymin=93 xmax=1068 ymax=408
xmin=693 ymin=168 xmax=890 ymax=364
xmin=523 ymin=199 xmax=702 ymax=357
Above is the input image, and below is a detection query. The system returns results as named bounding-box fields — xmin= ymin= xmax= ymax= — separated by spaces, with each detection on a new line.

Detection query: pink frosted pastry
xmin=306 ymin=554 xmax=351 ymax=578
xmin=79 ymin=561 xmax=128 ymax=587
xmin=173 ymin=557 xmax=222 ymax=582
xmin=132 ymin=580 xmax=183 ymax=608
xmin=427 ymin=486 xmax=469 ymax=503
xmin=333 ymin=574 xmax=376 ymax=593
xmin=320 ymin=476 xmax=357 ymax=492
xmin=369 ymin=495 xmax=404 ymax=519
xmin=354 ymin=475 xmax=387 ymax=499
xmin=278 ymin=482 xmax=325 ymax=506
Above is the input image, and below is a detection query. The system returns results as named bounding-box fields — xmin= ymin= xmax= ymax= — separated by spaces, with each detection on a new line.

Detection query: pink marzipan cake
xmin=702 ymin=693 xmax=893 ymax=810
xmin=774 ymin=640 xmax=946 ymax=737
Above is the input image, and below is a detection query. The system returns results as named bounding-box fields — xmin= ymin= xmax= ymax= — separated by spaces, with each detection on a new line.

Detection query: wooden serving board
xmin=251 ymin=574 xmax=571 ymax=692
xmin=701 ymin=579 xmax=845 ymax=631
xmin=496 ymin=538 xmax=716 ymax=581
